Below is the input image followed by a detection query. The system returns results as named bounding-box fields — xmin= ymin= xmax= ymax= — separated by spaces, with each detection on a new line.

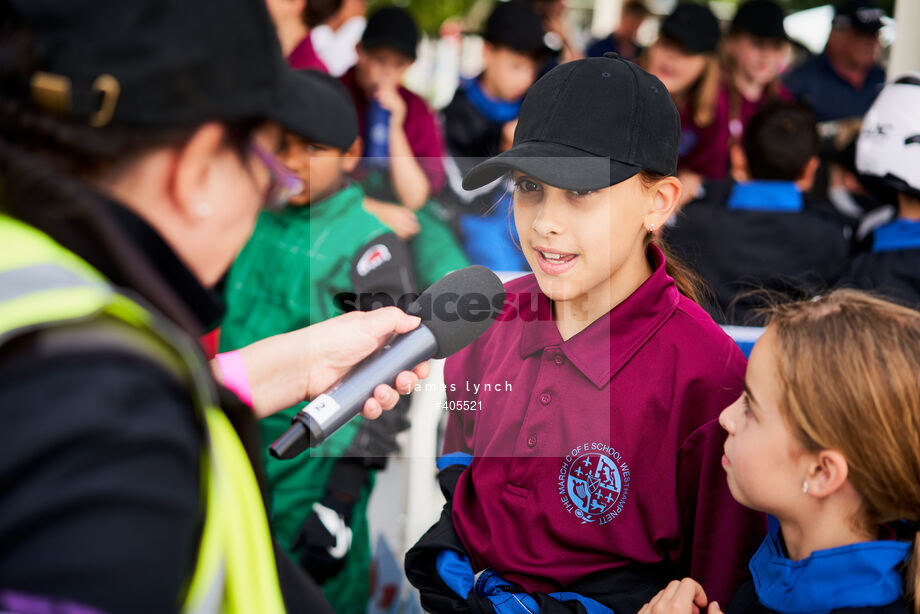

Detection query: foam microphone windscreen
xmin=408 ymin=265 xmax=506 ymax=358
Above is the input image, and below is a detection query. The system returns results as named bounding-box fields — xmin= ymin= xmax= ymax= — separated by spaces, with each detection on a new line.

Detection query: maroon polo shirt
xmin=287 ymin=34 xmax=328 ymax=72
xmin=680 ymin=84 xmax=793 ymax=181
xmin=443 ymin=246 xmax=765 ymax=604
xmin=719 ymin=82 xmax=794 ymax=147
xmin=678 ymin=93 xmax=731 ymax=180
xmin=340 ymin=67 xmax=446 ymax=194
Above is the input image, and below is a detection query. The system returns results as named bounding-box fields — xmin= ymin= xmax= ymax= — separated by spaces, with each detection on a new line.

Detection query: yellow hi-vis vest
xmin=0 ymin=214 xmax=286 ymax=614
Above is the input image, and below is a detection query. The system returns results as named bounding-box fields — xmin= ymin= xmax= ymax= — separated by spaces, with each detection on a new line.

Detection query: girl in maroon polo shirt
xmin=645 ymin=4 xmax=726 ymax=205
xmin=406 ymin=55 xmax=765 ymax=614
xmin=721 ymin=1 xmax=792 ymax=155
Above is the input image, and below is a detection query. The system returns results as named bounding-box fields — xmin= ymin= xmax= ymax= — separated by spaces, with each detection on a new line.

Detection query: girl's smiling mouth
xmin=534 ymin=246 xmax=578 ymax=275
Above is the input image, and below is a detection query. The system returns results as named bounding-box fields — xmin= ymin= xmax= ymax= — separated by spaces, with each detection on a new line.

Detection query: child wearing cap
xmin=406 ymin=55 xmax=764 ymax=613
xmin=721 ymin=0 xmax=792 ymax=149
xmin=218 ymin=69 xmax=415 ymax=614
xmin=665 ymin=100 xmax=852 ymax=328
xmin=646 ymin=3 xmax=726 ymax=204
xmin=842 ymin=75 xmax=920 ymax=310
xmin=639 ymin=290 xmax=920 ymax=614
xmin=341 ymin=5 xmax=470 ymax=288
xmin=587 ymin=0 xmax=649 ymax=62
xmin=441 ymin=0 xmax=551 ymax=271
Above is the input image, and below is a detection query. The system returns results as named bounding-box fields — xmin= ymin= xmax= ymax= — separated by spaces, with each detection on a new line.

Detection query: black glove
xmin=293 ymin=498 xmax=354 ymax=585
xmin=293 ymin=460 xmax=371 ymax=584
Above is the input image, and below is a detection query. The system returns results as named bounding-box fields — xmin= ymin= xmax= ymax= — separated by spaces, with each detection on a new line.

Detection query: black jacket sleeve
xmin=0 ymin=327 xmax=334 ymax=614
xmin=0 ymin=335 xmax=202 ymax=614
xmin=404 ymin=464 xmax=477 ymax=613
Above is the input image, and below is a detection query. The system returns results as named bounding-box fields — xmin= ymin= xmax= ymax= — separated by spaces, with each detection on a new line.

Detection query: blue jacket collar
xmin=872 ymin=218 xmax=920 ymax=253
xmin=751 ymin=517 xmax=910 ymax=614
xmin=462 ymin=77 xmax=522 ymax=124
xmin=727 ymin=181 xmax=804 ymax=212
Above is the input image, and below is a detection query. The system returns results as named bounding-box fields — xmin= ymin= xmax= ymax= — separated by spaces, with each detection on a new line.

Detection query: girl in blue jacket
xmin=641 ymin=289 xmax=920 ymax=614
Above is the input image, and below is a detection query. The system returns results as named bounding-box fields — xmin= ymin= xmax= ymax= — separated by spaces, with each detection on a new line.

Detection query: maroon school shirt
xmin=443 ymin=246 xmax=765 ymax=604
xmin=678 ymin=93 xmax=731 ymax=180
xmin=340 ymin=67 xmax=446 ymax=193
xmin=679 ymin=84 xmax=793 ymax=181
xmin=287 ymin=35 xmax=328 ymax=72
xmin=720 ymin=82 xmax=793 ymax=145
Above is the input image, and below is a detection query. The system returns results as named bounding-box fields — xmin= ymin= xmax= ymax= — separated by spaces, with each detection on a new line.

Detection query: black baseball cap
xmin=730 ymin=0 xmax=788 ymax=40
xmin=660 ymin=3 xmax=722 ymax=55
xmin=462 ymin=53 xmax=680 ymax=192
xmin=361 ymin=6 xmax=420 ymax=61
xmin=834 ymin=0 xmax=885 ymax=34
xmin=277 ymin=70 xmax=358 ymax=150
xmin=484 ymin=1 xmax=556 ymax=58
xmin=3 ymin=0 xmax=321 ymax=133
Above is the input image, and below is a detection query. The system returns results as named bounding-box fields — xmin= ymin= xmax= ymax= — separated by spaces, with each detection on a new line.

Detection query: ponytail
xmin=637 ymin=171 xmax=711 ymax=307
xmin=691 ymin=55 xmax=721 ymax=128
xmin=652 ymin=235 xmax=708 ymax=305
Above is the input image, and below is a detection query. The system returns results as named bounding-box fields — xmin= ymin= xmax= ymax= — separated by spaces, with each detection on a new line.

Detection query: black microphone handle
xmin=269 ymin=324 xmax=438 ymax=459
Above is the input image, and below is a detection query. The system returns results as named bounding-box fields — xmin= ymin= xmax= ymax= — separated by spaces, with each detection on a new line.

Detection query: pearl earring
xmin=648 ymin=223 xmax=655 ymax=233
xmin=802 ymin=481 xmax=809 ymax=494
xmin=195 ymin=202 xmax=213 ymax=219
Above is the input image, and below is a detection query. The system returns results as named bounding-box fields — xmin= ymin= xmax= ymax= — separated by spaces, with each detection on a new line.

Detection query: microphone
xmin=269 ymin=265 xmax=506 ymax=459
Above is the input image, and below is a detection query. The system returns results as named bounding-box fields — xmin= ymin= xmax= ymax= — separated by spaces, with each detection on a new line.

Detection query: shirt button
xmin=539 ymin=392 xmax=552 ymax=405
xmin=527 ymin=434 xmax=538 ymax=448
xmin=553 ymin=354 xmax=565 ymax=366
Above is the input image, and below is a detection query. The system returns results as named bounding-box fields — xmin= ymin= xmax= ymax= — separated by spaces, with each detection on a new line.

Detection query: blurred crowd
xmin=259 ymin=0 xmax=916 ymax=332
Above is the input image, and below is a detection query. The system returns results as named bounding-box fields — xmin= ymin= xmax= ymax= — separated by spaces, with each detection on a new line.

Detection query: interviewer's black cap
xmin=361 ymin=6 xmax=420 ymax=61
xmin=278 ymin=70 xmax=358 ymax=150
xmin=2 ymin=0 xmax=324 ymax=134
xmin=834 ymin=0 xmax=885 ymax=34
xmin=660 ymin=3 xmax=722 ymax=55
xmin=483 ymin=1 xmax=555 ymax=58
xmin=463 ymin=52 xmax=680 ymax=192
xmin=730 ymin=0 xmax=788 ymax=40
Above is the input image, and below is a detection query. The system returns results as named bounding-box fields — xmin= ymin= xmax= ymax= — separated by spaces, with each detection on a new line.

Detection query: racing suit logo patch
xmin=356 ymin=244 xmax=392 ymax=277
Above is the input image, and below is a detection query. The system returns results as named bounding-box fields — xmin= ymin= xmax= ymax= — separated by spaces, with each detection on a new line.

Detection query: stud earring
xmin=194 ymin=202 xmax=213 ymax=219
xmin=648 ymin=223 xmax=655 ymax=233
xmin=802 ymin=481 xmax=809 ymax=494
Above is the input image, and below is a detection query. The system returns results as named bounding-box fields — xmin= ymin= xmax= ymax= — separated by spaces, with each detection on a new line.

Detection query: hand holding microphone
xmin=214 ymin=307 xmax=428 ymax=419
xmin=270 ymin=265 xmax=506 ymax=459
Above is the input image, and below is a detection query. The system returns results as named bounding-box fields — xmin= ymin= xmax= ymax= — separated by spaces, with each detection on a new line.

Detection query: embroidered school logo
xmin=356 ymin=244 xmax=392 ymax=277
xmin=558 ymin=443 xmax=630 ymax=525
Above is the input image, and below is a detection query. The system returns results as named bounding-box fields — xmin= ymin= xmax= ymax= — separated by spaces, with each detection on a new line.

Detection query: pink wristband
xmin=216 ymin=350 xmax=253 ymax=408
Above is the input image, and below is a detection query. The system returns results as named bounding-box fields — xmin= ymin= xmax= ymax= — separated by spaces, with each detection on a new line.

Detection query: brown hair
xmin=690 ymin=55 xmax=721 ymax=128
xmin=638 ymin=171 xmax=708 ymax=305
xmin=766 ymin=290 xmax=920 ymax=614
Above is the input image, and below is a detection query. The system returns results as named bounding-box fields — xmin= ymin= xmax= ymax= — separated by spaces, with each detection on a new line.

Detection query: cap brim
xmin=268 ymin=69 xmax=358 ymax=151
xmin=462 ymin=141 xmax=640 ymax=192
xmin=361 ymin=37 xmax=417 ymax=60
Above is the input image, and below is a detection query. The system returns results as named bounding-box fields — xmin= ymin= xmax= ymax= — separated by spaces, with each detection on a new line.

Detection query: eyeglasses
xmin=247 ymin=142 xmax=305 ymax=210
